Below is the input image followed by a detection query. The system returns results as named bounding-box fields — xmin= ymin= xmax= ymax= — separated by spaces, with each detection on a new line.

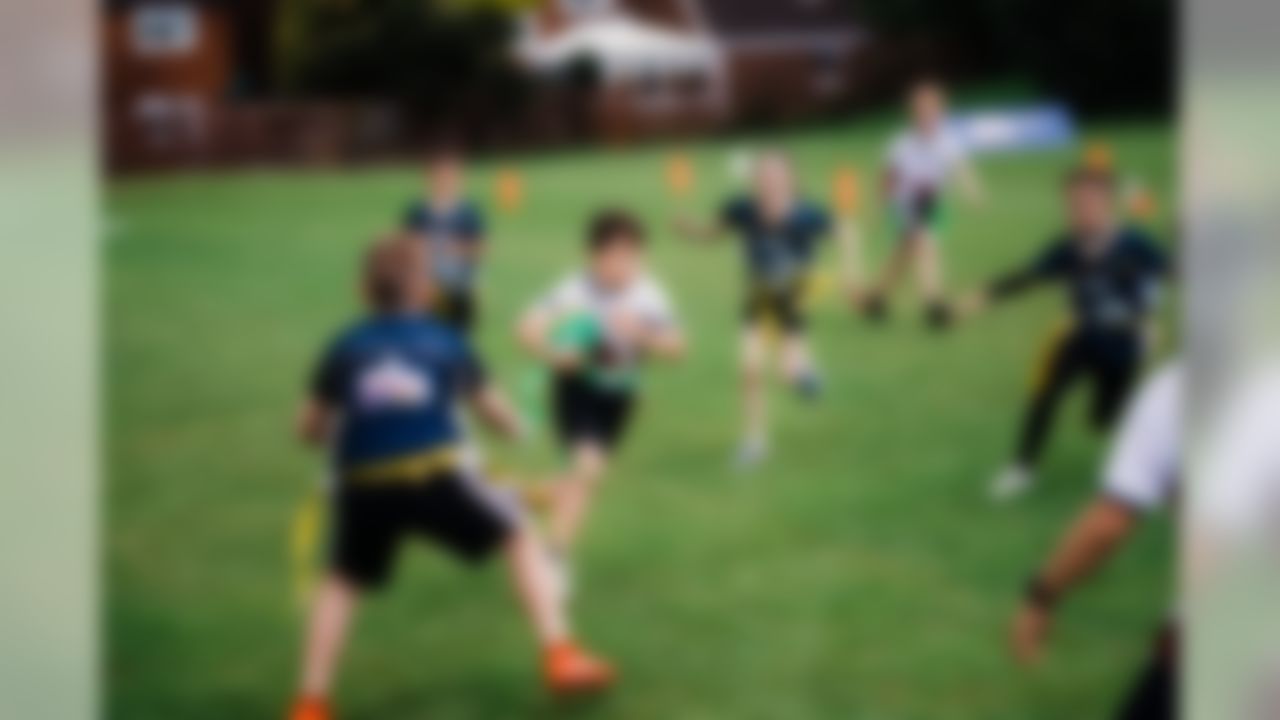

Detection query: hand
xmin=550 ymin=349 xmax=584 ymax=374
xmin=1009 ymin=602 xmax=1053 ymax=666
xmin=606 ymin=309 xmax=649 ymax=348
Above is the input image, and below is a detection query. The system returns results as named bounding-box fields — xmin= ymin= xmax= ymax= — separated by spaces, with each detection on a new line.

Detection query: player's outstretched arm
xmin=1010 ymin=498 xmax=1140 ymax=665
xmin=468 ymin=383 xmax=526 ymax=442
xmin=295 ymin=398 xmax=335 ymax=448
xmin=643 ymin=325 xmax=686 ymax=362
xmin=517 ymin=309 xmax=583 ymax=373
xmin=958 ymin=251 xmax=1057 ymax=322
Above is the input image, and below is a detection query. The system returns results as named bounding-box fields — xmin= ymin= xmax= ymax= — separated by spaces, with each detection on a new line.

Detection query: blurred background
xmin=103 ymin=1 xmax=1177 ymax=718
xmin=103 ymin=0 xmax=1173 ymax=172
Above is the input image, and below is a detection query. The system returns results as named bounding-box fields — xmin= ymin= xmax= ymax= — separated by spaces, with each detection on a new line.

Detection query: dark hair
xmin=1063 ymin=166 xmax=1117 ymax=193
xmin=587 ymin=208 xmax=647 ymax=253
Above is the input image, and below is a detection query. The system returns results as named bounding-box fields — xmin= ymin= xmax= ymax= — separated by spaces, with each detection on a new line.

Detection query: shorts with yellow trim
xmin=331 ymin=451 xmax=517 ymax=589
xmin=743 ymin=278 xmax=807 ymax=333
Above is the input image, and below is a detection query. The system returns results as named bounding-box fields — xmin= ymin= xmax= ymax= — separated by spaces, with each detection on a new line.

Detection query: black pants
xmin=1016 ymin=328 xmax=1141 ymax=467
xmin=1116 ymin=625 xmax=1177 ymax=720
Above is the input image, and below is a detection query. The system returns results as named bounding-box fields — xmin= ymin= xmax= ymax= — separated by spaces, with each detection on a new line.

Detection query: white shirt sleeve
xmin=527 ymin=274 xmax=583 ymax=322
xmin=638 ymin=278 xmax=679 ymax=329
xmin=1101 ymin=365 xmax=1182 ymax=512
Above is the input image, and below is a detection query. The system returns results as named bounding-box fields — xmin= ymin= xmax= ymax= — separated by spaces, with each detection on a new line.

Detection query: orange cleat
xmin=544 ymin=643 xmax=615 ymax=696
xmin=288 ymin=698 xmax=331 ymax=720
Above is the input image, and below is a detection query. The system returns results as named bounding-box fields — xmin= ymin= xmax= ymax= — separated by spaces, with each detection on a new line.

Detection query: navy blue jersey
xmin=991 ymin=226 xmax=1170 ymax=331
xmin=721 ymin=196 xmax=831 ymax=286
xmin=402 ymin=199 xmax=486 ymax=291
xmin=310 ymin=314 xmax=485 ymax=472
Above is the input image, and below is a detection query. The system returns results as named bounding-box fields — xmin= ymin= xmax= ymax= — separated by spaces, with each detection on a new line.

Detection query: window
xmin=130 ymin=4 xmax=198 ymax=57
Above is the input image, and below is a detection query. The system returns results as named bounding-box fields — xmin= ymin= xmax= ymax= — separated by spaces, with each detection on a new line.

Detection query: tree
xmin=275 ymin=0 xmax=534 ymax=129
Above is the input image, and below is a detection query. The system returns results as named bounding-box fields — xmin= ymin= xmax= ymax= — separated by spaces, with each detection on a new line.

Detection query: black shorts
xmin=893 ymin=187 xmax=943 ymax=237
xmin=430 ymin=290 xmax=477 ymax=335
xmin=743 ymin=280 xmax=807 ymax=333
xmin=329 ymin=470 xmax=516 ymax=590
xmin=553 ymin=374 xmax=636 ymax=451
xmin=1116 ymin=624 xmax=1176 ymax=720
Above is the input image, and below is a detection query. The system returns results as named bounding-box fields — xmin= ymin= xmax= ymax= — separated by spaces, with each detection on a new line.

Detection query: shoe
xmin=733 ymin=436 xmax=768 ymax=471
xmin=925 ymin=301 xmax=953 ymax=331
xmin=794 ymin=372 xmax=824 ymax=401
xmin=288 ymin=698 xmax=331 ymax=720
xmin=862 ymin=294 xmax=889 ymax=323
xmin=544 ymin=643 xmax=615 ymax=696
xmin=990 ymin=464 xmax=1034 ymax=502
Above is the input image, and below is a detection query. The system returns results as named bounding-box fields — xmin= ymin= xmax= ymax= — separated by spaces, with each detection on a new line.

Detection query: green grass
xmin=107 ymin=113 xmax=1175 ymax=719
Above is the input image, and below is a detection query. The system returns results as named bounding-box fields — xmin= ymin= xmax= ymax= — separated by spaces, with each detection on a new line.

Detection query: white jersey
xmin=1102 ymin=364 xmax=1182 ymax=512
xmin=885 ymin=128 xmax=968 ymax=203
xmin=528 ymin=270 xmax=678 ymax=360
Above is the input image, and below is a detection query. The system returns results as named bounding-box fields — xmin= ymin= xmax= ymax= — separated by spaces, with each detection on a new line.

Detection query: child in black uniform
xmin=957 ymin=167 xmax=1170 ymax=500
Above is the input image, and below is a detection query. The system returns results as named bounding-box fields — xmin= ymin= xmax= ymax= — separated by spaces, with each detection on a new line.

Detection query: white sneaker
xmin=990 ymin=464 xmax=1034 ymax=502
xmin=733 ymin=436 xmax=769 ymax=471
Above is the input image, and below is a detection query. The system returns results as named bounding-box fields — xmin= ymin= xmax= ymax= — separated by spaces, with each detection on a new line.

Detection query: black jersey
xmin=990 ymin=226 xmax=1169 ymax=331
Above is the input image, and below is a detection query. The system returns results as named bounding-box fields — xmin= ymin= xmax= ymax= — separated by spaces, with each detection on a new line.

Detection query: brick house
xmin=103 ymin=0 xmax=236 ymax=170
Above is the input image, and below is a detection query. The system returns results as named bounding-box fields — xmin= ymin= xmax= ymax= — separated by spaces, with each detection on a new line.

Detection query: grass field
xmin=108 ymin=111 xmax=1175 ymax=719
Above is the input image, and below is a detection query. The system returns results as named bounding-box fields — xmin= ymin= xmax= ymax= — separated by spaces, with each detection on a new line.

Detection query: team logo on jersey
xmin=356 ymin=354 xmax=432 ymax=411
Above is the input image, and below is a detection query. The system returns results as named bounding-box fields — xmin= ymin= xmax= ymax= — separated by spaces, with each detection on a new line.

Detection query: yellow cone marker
xmin=1084 ymin=141 xmax=1114 ymax=172
xmin=832 ymin=166 xmax=861 ymax=218
xmin=666 ymin=153 xmax=695 ymax=198
xmin=496 ymin=167 xmax=525 ymax=214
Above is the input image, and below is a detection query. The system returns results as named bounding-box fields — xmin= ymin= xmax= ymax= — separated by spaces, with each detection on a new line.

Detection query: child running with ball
xmin=517 ymin=209 xmax=686 ymax=591
xmin=288 ymin=235 xmax=613 ymax=720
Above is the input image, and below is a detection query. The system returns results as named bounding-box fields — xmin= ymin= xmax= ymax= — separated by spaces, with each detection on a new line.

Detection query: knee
xmin=740 ymin=353 xmax=765 ymax=386
xmin=570 ymin=448 xmax=608 ymax=485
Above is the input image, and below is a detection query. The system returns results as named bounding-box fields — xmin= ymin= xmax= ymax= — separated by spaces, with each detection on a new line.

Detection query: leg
xmin=1016 ymin=334 xmax=1085 ymax=470
xmin=911 ymin=232 xmax=953 ymax=329
xmin=297 ymin=574 xmax=361 ymax=702
xmin=738 ymin=325 xmax=770 ymax=462
xmin=993 ymin=332 xmax=1084 ymax=499
xmin=910 ymin=231 xmax=945 ymax=304
xmin=548 ymin=442 xmax=609 ymax=555
xmin=1115 ymin=626 xmax=1177 ymax=720
xmin=780 ymin=332 xmax=814 ymax=385
xmin=1090 ymin=342 xmax=1141 ymax=432
xmin=292 ymin=489 xmax=399 ymax=712
xmin=514 ymin=521 xmax=615 ymax=694
xmin=421 ymin=473 xmax=614 ymax=696
xmin=863 ymin=238 xmax=914 ymax=319
xmin=505 ymin=526 xmax=570 ymax=648
xmin=777 ymin=286 xmax=817 ymax=390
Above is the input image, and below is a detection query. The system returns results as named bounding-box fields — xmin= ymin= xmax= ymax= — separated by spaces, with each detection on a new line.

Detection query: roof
xmin=518 ymin=13 xmax=720 ymax=79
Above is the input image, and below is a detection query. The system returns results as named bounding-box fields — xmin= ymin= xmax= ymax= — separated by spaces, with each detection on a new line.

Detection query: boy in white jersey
xmin=861 ymin=79 xmax=986 ymax=329
xmin=518 ymin=209 xmax=685 ymax=568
